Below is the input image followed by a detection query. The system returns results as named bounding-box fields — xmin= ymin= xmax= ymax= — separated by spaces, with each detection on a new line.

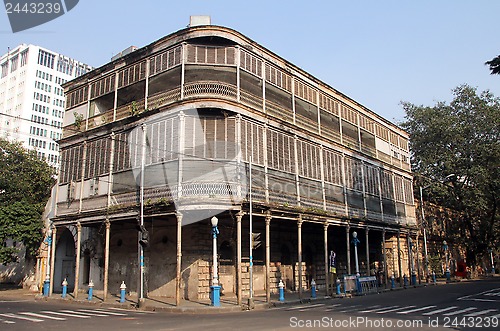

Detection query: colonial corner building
xmin=41 ymin=18 xmax=417 ymax=304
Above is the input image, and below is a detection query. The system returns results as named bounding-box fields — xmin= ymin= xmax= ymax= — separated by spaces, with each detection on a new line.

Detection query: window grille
xmin=240 ymin=49 xmax=262 ymax=77
xmin=297 ymin=140 xmax=321 ymax=179
xmin=380 ymin=169 xmax=393 ymax=200
xmin=241 ymin=119 xmax=264 ymax=165
xmin=319 ymin=93 xmax=339 ymax=115
xmin=393 ymin=175 xmax=404 ymax=202
xmin=66 ymin=86 xmax=88 ymax=108
xmin=150 ymin=45 xmax=182 ymax=76
xmin=363 ymin=164 xmax=379 ymax=196
xmin=265 ymin=64 xmax=292 ymax=92
xmin=341 ymin=104 xmax=358 ymax=125
xmin=113 ymin=132 xmax=132 ymax=172
xmin=85 ymin=137 xmax=111 ymax=178
xmin=60 ymin=144 xmax=83 ymax=183
xmin=266 ymin=129 xmax=295 ymax=173
xmin=359 ymin=114 xmax=375 ymax=134
xmin=402 ymin=177 xmax=413 ymax=204
xmin=294 ymin=80 xmax=317 ymax=104
xmin=117 ymin=60 xmax=147 ymax=89
xmin=344 ymin=156 xmax=363 ymax=191
xmin=90 ymin=74 xmax=115 ymax=99
xmin=322 ymin=148 xmax=342 ymax=185
xmin=186 ymin=45 xmax=236 ymax=65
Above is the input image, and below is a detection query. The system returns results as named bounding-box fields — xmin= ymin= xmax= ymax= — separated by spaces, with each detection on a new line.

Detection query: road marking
xmin=107 ymin=307 xmax=156 ymax=314
xmin=360 ymin=305 xmax=398 ymax=313
xmin=457 ymin=287 xmax=500 ymax=301
xmin=323 ymin=304 xmax=342 ymax=311
xmin=286 ymin=303 xmax=325 ymax=311
xmin=443 ymin=307 xmax=476 ymax=316
xmin=464 ymin=309 xmax=497 ymax=317
xmin=19 ymin=312 xmax=66 ymax=320
xmin=92 ymin=309 xmax=128 ymax=316
xmin=41 ymin=311 xmax=91 ymax=318
xmin=490 ymin=313 xmax=500 ymax=319
xmin=376 ymin=306 xmax=414 ymax=314
xmin=398 ymin=305 xmax=437 ymax=314
xmin=60 ymin=310 xmax=110 ymax=317
xmin=338 ymin=305 xmax=361 ymax=313
xmin=0 ymin=313 xmax=43 ymax=322
xmin=484 ymin=292 xmax=500 ymax=296
xmin=422 ymin=306 xmax=458 ymax=315
xmin=1 ymin=319 xmax=16 ymax=324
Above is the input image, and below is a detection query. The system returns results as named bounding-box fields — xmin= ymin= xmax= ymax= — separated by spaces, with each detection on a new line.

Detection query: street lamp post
xmin=352 ymin=231 xmax=361 ymax=293
xmin=419 ymin=186 xmax=430 ymax=282
xmin=409 ymin=237 xmax=417 ymax=285
xmin=489 ymin=249 xmax=495 ymax=275
xmin=443 ymin=240 xmax=450 ymax=282
xmin=210 ymin=216 xmax=221 ymax=307
xmin=352 ymin=231 xmax=360 ymax=275
xmin=43 ymin=227 xmax=53 ymax=297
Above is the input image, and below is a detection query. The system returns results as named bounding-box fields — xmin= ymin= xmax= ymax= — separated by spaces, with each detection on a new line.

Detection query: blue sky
xmin=1 ymin=0 xmax=498 ymax=123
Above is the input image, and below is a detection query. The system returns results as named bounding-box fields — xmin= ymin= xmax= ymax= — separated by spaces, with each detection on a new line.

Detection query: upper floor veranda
xmin=61 ymin=25 xmax=411 ymax=173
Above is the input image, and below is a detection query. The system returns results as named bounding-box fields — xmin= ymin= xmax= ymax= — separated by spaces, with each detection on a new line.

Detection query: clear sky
xmin=1 ymin=0 xmax=498 ymax=123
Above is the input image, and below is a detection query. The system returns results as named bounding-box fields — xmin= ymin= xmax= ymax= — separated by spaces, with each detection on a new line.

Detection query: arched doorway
xmin=53 ymin=228 xmax=76 ymax=292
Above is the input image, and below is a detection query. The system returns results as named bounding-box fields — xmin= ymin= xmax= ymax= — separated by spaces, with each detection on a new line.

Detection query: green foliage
xmin=0 ymin=138 xmax=55 ymax=264
xmin=400 ymin=85 xmax=500 ymax=265
xmin=485 ymin=55 xmax=500 ymax=75
xmin=73 ymin=112 xmax=84 ymax=130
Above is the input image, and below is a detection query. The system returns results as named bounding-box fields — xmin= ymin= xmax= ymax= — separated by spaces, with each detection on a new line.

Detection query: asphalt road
xmin=0 ymin=278 xmax=499 ymax=330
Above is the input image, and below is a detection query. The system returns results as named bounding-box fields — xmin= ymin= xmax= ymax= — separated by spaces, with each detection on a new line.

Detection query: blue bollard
xmin=88 ymin=280 xmax=94 ymax=301
xmin=311 ymin=279 xmax=316 ymax=299
xmin=411 ymin=273 xmax=417 ymax=286
xmin=120 ymin=281 xmax=126 ymax=303
xmin=432 ymin=271 xmax=436 ymax=284
xmin=210 ymin=285 xmax=221 ymax=307
xmin=62 ymin=278 xmax=68 ymax=298
xmin=278 ymin=279 xmax=285 ymax=302
xmin=445 ymin=269 xmax=451 ymax=282
xmin=43 ymin=276 xmax=50 ymax=297
xmin=356 ymin=274 xmax=362 ymax=294
xmin=390 ymin=275 xmax=395 ymax=289
xmin=403 ymin=274 xmax=408 ymax=287
xmin=336 ymin=279 xmax=341 ymax=295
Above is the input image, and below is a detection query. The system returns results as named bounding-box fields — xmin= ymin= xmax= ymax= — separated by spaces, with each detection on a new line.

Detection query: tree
xmin=400 ymin=85 xmax=500 ymax=267
xmin=0 ymin=138 xmax=55 ymax=264
xmin=485 ymin=55 xmax=500 ymax=75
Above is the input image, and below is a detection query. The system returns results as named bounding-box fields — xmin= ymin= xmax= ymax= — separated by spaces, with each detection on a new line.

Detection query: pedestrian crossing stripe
xmin=397 ymin=305 xmax=437 ymax=314
xmin=422 ymin=306 xmax=458 ymax=315
xmin=41 ymin=310 xmax=91 ymax=318
xmin=0 ymin=313 xmax=43 ymax=322
xmin=19 ymin=312 xmax=66 ymax=320
xmin=443 ymin=307 xmax=476 ymax=316
xmin=360 ymin=305 xmax=398 ymax=313
xmin=92 ymin=309 xmax=128 ymax=316
xmin=60 ymin=310 xmax=110 ymax=317
xmin=464 ymin=309 xmax=497 ymax=317
xmin=286 ymin=303 xmax=325 ymax=311
xmin=1 ymin=319 xmax=16 ymax=324
xmin=376 ymin=305 xmax=415 ymax=314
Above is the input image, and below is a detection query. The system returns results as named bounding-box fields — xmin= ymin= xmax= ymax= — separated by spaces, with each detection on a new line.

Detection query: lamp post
xmin=43 ymin=227 xmax=53 ymax=297
xmin=409 ymin=237 xmax=417 ymax=285
xmin=419 ymin=185 xmax=430 ymax=282
xmin=489 ymin=248 xmax=495 ymax=275
xmin=443 ymin=240 xmax=450 ymax=282
xmin=352 ymin=231 xmax=360 ymax=275
xmin=210 ymin=216 xmax=221 ymax=307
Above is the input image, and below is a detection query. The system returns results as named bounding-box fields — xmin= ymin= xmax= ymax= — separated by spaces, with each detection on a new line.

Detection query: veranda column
xmin=323 ymin=222 xmax=329 ymax=296
xmin=297 ymin=216 xmax=303 ymax=299
xmin=49 ymin=226 xmax=57 ymax=296
xmin=397 ymin=230 xmax=403 ymax=286
xmin=265 ymin=214 xmax=271 ymax=303
xmin=74 ymin=222 xmax=82 ymax=298
xmin=346 ymin=225 xmax=351 ymax=275
xmin=176 ymin=212 xmax=183 ymax=306
xmin=382 ymin=229 xmax=388 ymax=288
xmin=103 ymin=220 xmax=110 ymax=301
xmin=236 ymin=212 xmax=243 ymax=305
xmin=365 ymin=228 xmax=370 ymax=275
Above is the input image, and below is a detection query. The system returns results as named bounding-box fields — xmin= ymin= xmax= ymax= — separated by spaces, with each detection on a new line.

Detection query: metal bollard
xmin=120 ymin=281 xmax=127 ymax=303
xmin=445 ymin=269 xmax=451 ymax=282
xmin=432 ymin=271 xmax=436 ymax=284
xmin=336 ymin=278 xmax=341 ymax=295
xmin=62 ymin=278 xmax=68 ymax=298
xmin=87 ymin=280 xmax=94 ymax=301
xmin=411 ymin=272 xmax=417 ymax=286
xmin=390 ymin=274 xmax=395 ymax=289
xmin=278 ymin=279 xmax=285 ymax=302
xmin=403 ymin=274 xmax=408 ymax=287
xmin=43 ymin=276 xmax=50 ymax=297
xmin=311 ymin=279 xmax=316 ymax=299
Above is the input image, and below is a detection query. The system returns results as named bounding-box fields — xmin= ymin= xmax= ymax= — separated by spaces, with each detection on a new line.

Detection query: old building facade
xmin=42 ymin=21 xmax=417 ymax=303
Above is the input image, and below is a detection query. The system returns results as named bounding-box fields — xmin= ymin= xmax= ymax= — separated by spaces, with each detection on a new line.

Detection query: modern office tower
xmin=0 ymin=44 xmax=92 ymax=167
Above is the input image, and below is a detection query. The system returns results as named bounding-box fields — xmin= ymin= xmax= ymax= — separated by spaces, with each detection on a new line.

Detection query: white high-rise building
xmin=0 ymin=44 xmax=92 ymax=167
